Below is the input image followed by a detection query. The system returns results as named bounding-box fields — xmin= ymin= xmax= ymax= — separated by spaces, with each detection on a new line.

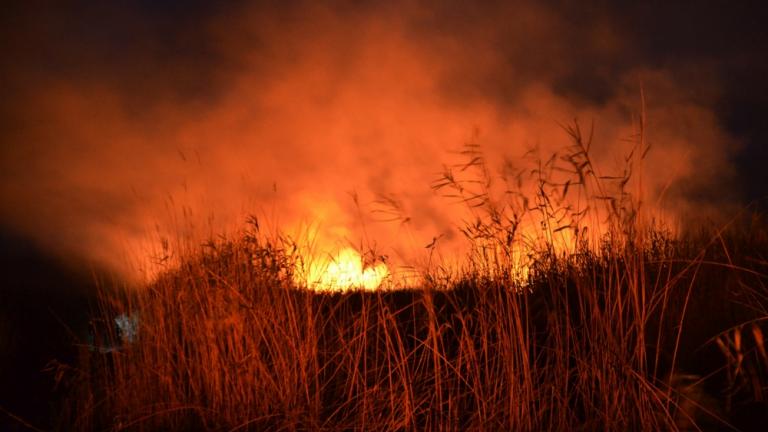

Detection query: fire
xmin=299 ymin=247 xmax=389 ymax=291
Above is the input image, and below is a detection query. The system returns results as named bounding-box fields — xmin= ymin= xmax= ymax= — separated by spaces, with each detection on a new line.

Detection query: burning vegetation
xmin=2 ymin=2 xmax=768 ymax=431
xmin=52 ymin=127 xmax=768 ymax=431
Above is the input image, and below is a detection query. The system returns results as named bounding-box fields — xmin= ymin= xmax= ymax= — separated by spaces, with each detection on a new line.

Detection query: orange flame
xmin=298 ymin=247 xmax=389 ymax=291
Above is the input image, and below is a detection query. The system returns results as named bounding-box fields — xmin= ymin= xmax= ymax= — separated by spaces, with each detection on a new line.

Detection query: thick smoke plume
xmin=0 ymin=2 xmax=737 ymax=281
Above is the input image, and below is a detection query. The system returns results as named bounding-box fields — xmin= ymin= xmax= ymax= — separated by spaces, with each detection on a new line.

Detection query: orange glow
xmin=299 ymin=247 xmax=389 ymax=291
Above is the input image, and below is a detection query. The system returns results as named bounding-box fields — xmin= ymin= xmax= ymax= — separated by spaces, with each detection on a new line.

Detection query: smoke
xmin=0 ymin=1 xmax=738 ymax=280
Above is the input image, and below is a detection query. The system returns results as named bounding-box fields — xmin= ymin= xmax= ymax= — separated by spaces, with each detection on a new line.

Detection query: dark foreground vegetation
xmin=0 ymin=230 xmax=95 ymax=432
xmin=53 ymin=213 xmax=768 ymax=432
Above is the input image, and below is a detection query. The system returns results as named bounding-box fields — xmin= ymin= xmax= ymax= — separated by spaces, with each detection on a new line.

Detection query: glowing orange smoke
xmin=0 ymin=2 xmax=736 ymax=284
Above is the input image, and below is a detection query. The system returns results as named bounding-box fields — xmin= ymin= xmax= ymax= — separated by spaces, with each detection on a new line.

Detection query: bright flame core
xmin=299 ymin=247 xmax=389 ymax=291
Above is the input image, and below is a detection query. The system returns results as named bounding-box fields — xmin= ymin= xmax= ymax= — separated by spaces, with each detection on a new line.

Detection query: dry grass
xmin=58 ymin=122 xmax=768 ymax=431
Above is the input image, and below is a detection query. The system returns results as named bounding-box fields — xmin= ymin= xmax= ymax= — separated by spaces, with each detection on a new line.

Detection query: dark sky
xmin=614 ymin=1 xmax=768 ymax=203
